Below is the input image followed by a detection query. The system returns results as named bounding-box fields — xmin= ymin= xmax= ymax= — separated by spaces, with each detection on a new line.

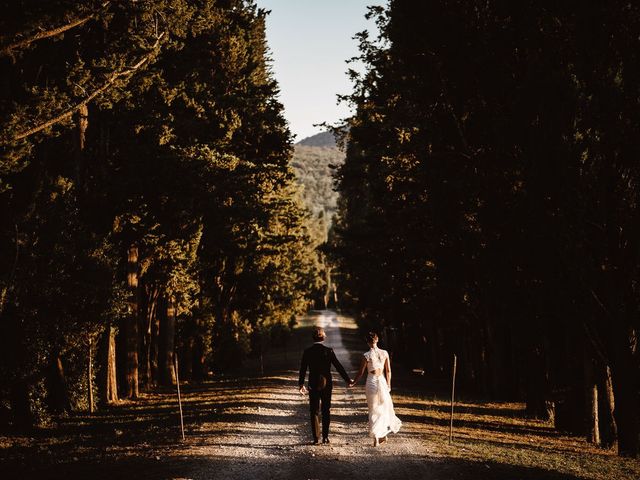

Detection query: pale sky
xmin=255 ymin=0 xmax=380 ymax=141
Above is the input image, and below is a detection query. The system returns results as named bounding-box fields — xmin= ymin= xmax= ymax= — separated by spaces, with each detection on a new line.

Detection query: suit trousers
xmin=309 ymin=386 xmax=332 ymax=441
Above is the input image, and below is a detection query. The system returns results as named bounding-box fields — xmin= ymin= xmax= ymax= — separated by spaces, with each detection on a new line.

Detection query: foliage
xmin=334 ymin=0 xmax=640 ymax=457
xmin=0 ymin=0 xmax=318 ymax=425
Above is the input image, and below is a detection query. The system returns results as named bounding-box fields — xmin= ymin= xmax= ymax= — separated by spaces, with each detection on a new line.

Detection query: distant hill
xmin=296 ymin=131 xmax=336 ymax=148
xmin=291 ymin=132 xmax=345 ymax=238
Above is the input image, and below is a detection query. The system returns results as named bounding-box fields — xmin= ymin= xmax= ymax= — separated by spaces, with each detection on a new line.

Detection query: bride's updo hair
xmin=365 ymin=331 xmax=378 ymax=344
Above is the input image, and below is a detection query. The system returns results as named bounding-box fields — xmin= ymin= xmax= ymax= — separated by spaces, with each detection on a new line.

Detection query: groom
xmin=298 ymin=326 xmax=352 ymax=445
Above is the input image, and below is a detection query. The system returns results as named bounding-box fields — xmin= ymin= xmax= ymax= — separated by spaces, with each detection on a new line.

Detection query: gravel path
xmin=180 ymin=311 xmax=433 ymax=480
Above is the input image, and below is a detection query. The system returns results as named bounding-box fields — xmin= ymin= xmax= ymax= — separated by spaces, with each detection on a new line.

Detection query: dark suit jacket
xmin=299 ymin=343 xmax=351 ymax=391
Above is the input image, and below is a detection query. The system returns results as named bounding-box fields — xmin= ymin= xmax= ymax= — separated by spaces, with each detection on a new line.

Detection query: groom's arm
xmin=298 ymin=349 xmax=308 ymax=387
xmin=330 ymin=349 xmax=351 ymax=384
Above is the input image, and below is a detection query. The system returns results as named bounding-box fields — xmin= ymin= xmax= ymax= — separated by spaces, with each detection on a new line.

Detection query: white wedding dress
xmin=363 ymin=347 xmax=402 ymax=439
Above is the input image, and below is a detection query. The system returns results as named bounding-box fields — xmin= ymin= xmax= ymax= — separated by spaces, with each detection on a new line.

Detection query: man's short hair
xmin=312 ymin=327 xmax=326 ymax=341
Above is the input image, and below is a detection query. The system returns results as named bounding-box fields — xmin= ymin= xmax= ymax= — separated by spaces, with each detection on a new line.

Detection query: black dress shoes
xmin=312 ymin=439 xmax=319 ymax=445
xmin=322 ymin=437 xmax=330 ymax=444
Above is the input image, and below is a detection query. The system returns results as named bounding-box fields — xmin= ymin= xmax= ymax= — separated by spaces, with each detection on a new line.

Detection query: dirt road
xmin=180 ymin=310 xmax=431 ymax=480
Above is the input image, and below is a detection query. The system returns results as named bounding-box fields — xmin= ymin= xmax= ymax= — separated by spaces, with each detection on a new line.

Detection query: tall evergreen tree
xmin=335 ymin=0 xmax=640 ymax=456
xmin=0 ymin=0 xmax=318 ymax=425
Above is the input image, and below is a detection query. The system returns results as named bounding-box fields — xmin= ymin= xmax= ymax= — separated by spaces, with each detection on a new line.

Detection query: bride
xmin=350 ymin=331 xmax=402 ymax=446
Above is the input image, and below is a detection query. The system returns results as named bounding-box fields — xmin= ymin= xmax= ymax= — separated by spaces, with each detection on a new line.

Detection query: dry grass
xmin=391 ymin=389 xmax=640 ymax=480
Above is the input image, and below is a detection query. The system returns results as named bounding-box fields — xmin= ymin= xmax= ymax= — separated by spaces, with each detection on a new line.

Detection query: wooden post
xmin=174 ymin=354 xmax=185 ymax=441
xmin=449 ymin=354 xmax=457 ymax=445
xmin=88 ymin=336 xmax=94 ymax=414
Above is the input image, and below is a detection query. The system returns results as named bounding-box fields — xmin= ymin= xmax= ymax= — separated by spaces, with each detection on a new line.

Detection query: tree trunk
xmin=159 ymin=295 xmax=176 ymax=386
xmin=139 ymin=285 xmax=156 ymax=390
xmin=125 ymin=245 xmax=139 ymax=399
xmin=87 ymin=337 xmax=94 ymax=414
xmin=601 ymin=365 xmax=618 ymax=449
xmin=99 ymin=324 xmax=118 ymax=405
xmin=140 ymin=330 xmax=151 ymax=390
xmin=612 ymin=355 xmax=639 ymax=456
xmin=74 ymin=104 xmax=88 ymax=185
xmin=106 ymin=325 xmax=118 ymax=403
xmin=150 ymin=293 xmax=161 ymax=386
xmin=584 ymin=351 xmax=600 ymax=445
xmin=588 ymin=383 xmax=601 ymax=445
xmin=46 ymin=354 xmax=71 ymax=414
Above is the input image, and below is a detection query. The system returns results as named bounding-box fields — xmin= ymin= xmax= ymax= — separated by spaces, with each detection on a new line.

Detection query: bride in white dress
xmin=351 ymin=332 xmax=402 ymax=446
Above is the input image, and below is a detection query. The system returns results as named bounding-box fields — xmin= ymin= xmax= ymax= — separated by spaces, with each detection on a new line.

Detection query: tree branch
xmin=1 ymin=16 xmax=92 ymax=57
xmin=13 ymin=32 xmax=165 ymax=142
xmin=0 ymin=2 xmax=111 ymax=57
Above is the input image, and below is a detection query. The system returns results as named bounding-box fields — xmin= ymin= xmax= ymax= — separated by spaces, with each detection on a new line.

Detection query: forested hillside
xmin=290 ymin=133 xmax=344 ymax=309
xmin=291 ymin=132 xmax=344 ymax=239
xmin=296 ymin=131 xmax=335 ymax=148
xmin=333 ymin=1 xmax=640 ymax=457
xmin=0 ymin=0 xmax=318 ymax=427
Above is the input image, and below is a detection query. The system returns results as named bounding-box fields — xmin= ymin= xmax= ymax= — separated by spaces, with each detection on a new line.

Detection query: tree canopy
xmin=333 ymin=0 xmax=640 ymax=457
xmin=0 ymin=0 xmax=318 ymax=426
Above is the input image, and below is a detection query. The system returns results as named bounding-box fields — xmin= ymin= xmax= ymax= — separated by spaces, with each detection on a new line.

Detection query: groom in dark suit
xmin=298 ymin=326 xmax=352 ymax=445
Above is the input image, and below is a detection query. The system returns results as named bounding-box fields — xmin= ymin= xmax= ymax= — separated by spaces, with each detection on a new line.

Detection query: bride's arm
xmin=384 ymin=354 xmax=391 ymax=390
xmin=351 ymin=357 xmax=367 ymax=385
